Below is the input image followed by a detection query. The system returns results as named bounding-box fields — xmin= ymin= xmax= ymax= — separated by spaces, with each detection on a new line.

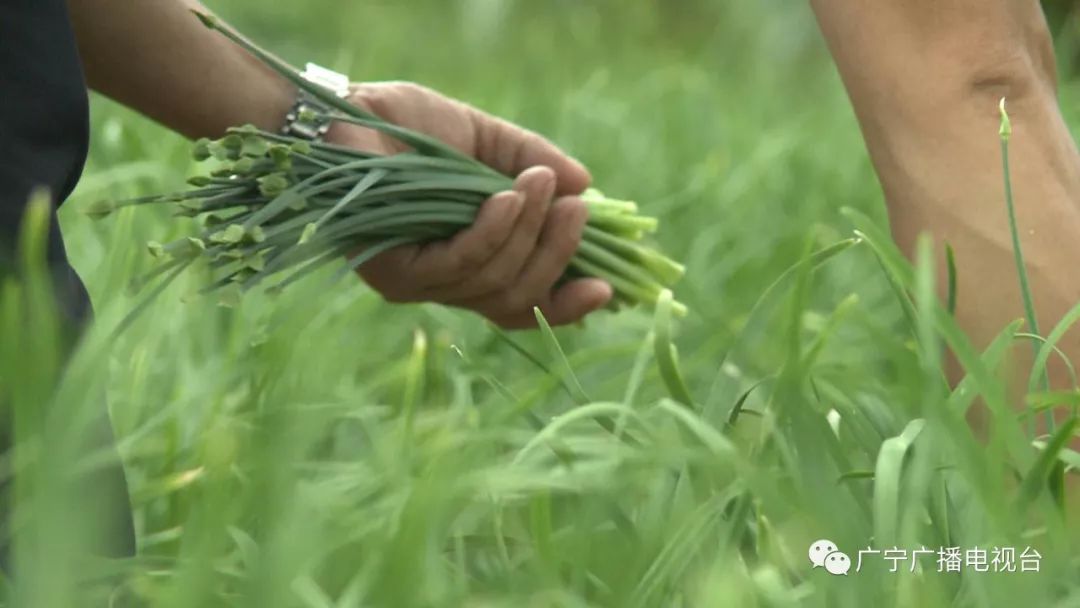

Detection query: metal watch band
xmin=281 ymin=63 xmax=351 ymax=141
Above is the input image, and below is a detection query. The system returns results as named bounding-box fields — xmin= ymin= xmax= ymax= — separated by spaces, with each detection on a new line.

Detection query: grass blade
xmin=1000 ymin=99 xmax=1051 ymax=434
xmin=1017 ymin=417 xmax=1078 ymax=509
xmin=703 ymin=237 xmax=861 ymax=416
xmin=727 ymin=378 xmax=769 ymax=429
xmin=873 ymin=419 xmax=926 ymax=547
xmin=653 ymin=289 xmax=696 ymax=408
xmin=533 ymin=307 xmax=590 ymax=405
xmin=1028 ymin=301 xmax=1080 ymax=395
xmin=945 ymin=243 xmax=958 ymax=316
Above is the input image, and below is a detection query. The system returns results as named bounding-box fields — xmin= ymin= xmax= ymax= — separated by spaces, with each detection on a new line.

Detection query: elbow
xmin=967 ymin=53 xmax=1055 ymax=111
xmin=964 ymin=17 xmax=1058 ymax=110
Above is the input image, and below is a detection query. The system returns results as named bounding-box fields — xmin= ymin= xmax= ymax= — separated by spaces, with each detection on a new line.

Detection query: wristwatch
xmin=280 ymin=63 xmax=351 ymax=141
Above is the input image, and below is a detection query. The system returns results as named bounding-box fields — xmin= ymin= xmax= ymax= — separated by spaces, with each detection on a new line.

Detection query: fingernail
xmin=569 ymin=156 xmax=589 ymax=177
xmin=492 ymin=191 xmax=524 ymax=221
xmin=533 ymin=168 xmax=557 ymax=202
xmin=501 ymin=190 xmax=525 ymax=210
xmin=515 ymin=166 xmax=556 ymax=195
xmin=595 ymin=281 xmax=614 ymax=306
xmin=490 ymin=190 xmax=520 ymax=205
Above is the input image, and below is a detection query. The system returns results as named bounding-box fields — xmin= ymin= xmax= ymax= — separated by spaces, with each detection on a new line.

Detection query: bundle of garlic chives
xmin=90 ymin=11 xmax=687 ymax=316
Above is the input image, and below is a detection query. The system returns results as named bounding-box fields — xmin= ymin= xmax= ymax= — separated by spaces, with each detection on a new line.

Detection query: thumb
xmin=470 ymin=109 xmax=592 ymax=196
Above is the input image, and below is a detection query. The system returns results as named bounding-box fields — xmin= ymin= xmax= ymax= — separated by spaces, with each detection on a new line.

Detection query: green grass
xmin=3 ymin=1 xmax=1080 ymax=606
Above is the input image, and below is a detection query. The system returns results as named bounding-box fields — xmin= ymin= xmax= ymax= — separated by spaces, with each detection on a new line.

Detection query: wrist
xmin=323 ymin=83 xmax=384 ymax=148
xmin=196 ymin=39 xmax=297 ymax=139
xmin=278 ymin=63 xmax=352 ymax=141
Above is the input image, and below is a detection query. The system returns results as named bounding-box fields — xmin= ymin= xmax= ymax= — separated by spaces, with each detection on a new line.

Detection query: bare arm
xmin=811 ymin=1 xmax=1080 ymax=376
xmin=67 ymin=0 xmax=294 ymax=139
xmin=64 ymin=1 xmax=610 ymax=328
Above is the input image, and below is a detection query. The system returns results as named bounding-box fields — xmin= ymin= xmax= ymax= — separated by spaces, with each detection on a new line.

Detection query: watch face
xmin=303 ymin=63 xmax=351 ymax=97
xmin=283 ymin=94 xmax=334 ymax=140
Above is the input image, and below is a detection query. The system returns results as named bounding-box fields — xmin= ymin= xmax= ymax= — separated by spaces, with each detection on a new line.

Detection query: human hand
xmin=323 ymin=82 xmax=613 ymax=329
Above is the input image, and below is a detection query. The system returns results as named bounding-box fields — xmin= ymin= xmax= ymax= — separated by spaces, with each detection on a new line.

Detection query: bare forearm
xmin=67 ymin=0 xmax=294 ymax=139
xmin=812 ymin=0 xmax=1080 ymax=365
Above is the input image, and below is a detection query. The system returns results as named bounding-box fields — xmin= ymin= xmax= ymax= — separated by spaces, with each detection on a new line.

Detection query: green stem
xmin=577 ymin=239 xmax=667 ymax=298
xmin=1000 ymin=99 xmax=1052 ymax=435
xmin=583 ymin=226 xmax=684 ymax=285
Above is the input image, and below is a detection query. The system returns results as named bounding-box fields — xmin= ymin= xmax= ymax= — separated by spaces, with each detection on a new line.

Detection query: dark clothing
xmin=1 ymin=0 xmax=90 ymax=322
xmin=0 ymin=0 xmax=135 ymax=560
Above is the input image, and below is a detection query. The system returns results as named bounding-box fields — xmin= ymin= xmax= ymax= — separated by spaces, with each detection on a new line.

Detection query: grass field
xmin=4 ymin=1 xmax=1080 ymax=606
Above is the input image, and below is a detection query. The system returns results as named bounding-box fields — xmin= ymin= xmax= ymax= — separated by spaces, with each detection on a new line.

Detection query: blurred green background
xmin=69 ymin=0 xmax=891 ymax=406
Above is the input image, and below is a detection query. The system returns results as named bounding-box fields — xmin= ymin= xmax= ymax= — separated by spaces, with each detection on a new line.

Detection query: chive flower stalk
xmin=93 ymin=11 xmax=686 ymax=317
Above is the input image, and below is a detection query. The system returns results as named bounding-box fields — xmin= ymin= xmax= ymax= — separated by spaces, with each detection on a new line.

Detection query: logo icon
xmin=825 ymin=550 xmax=852 ymax=575
xmin=809 ymin=539 xmax=851 ymax=576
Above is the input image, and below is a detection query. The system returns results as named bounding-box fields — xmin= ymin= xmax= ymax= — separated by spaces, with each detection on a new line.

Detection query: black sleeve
xmin=0 ymin=0 xmax=93 ymax=322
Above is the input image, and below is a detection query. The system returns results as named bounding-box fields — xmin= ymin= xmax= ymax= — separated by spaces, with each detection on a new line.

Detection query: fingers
xmin=512 ymin=195 xmax=590 ymax=305
xmin=357 ymin=163 xmax=610 ymax=328
xmin=412 ymin=189 xmax=526 ymax=286
xmin=470 ymin=109 xmax=592 ymax=196
xmin=341 ymin=84 xmax=607 ymax=325
xmin=489 ymin=279 xmax=614 ymax=330
xmin=341 ymin=83 xmax=591 ymax=194
xmin=444 ymin=194 xmax=613 ymax=329
xmin=448 ymin=193 xmax=587 ymax=308
xmin=356 ymin=189 xmax=523 ymax=301
xmin=427 ymin=167 xmax=556 ymax=301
